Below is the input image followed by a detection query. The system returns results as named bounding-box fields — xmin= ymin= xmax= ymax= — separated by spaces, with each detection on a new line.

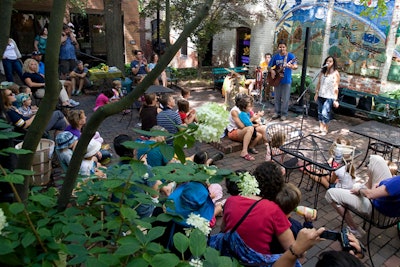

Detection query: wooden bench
xmin=212 ymin=66 xmax=248 ymax=89
xmin=337 ymin=88 xmax=400 ymax=121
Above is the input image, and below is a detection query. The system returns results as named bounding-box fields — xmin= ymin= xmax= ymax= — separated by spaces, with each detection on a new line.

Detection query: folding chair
xmin=341 ymin=199 xmax=400 ymax=267
xmin=265 ymin=123 xmax=304 ymax=183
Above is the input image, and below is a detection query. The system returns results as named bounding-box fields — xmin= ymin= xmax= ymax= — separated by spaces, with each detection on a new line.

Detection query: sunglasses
xmin=7 ymin=92 xmax=15 ymax=96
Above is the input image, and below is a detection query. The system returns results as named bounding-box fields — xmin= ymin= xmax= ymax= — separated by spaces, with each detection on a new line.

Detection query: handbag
xmin=219 ymin=199 xmax=262 ymax=257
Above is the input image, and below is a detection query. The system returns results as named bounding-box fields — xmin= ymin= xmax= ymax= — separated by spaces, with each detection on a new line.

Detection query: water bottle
xmin=295 ymin=206 xmax=317 ymax=220
xmin=334 ymin=147 xmax=343 ymax=163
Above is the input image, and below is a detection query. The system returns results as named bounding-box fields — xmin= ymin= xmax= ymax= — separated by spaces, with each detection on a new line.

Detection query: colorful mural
xmin=275 ymin=0 xmax=395 ymax=79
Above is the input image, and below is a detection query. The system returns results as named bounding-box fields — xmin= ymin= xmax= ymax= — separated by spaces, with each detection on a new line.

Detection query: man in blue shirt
xmin=268 ymin=41 xmax=297 ymax=121
xmin=130 ymin=49 xmax=148 ymax=83
xmin=70 ymin=60 xmax=90 ymax=96
xmin=156 ymin=94 xmax=183 ymax=145
xmin=59 ymin=24 xmax=79 ymax=80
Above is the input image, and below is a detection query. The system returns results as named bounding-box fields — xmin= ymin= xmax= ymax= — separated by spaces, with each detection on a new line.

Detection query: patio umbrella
xmin=145 ymin=85 xmax=175 ymax=94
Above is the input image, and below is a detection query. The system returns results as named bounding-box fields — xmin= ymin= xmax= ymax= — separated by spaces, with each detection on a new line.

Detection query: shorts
xmin=228 ymin=128 xmax=256 ymax=142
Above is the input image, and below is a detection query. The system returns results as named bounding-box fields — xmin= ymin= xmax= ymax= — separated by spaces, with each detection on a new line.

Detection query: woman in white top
xmin=314 ymin=56 xmax=340 ymax=135
xmin=2 ymin=38 xmax=23 ymax=82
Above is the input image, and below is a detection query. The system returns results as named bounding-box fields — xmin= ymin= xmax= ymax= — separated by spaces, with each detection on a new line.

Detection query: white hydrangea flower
xmin=186 ymin=213 xmax=211 ymax=236
xmin=238 ymin=172 xmax=260 ymax=196
xmin=184 ymin=228 xmax=192 ymax=237
xmin=193 ymin=103 xmax=229 ymax=143
xmin=189 ymin=258 xmax=203 ymax=267
xmin=0 ymin=208 xmax=7 ymax=235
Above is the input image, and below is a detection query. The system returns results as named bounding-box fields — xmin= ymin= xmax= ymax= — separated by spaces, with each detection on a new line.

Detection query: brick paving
xmin=66 ymin=86 xmax=400 ymax=267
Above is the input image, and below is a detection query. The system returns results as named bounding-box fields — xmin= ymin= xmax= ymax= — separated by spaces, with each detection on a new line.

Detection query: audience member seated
xmin=70 ymin=60 xmax=90 ymax=96
xmin=93 ymin=87 xmax=116 ymax=111
xmin=209 ymin=161 xmax=294 ymax=265
xmin=55 ymin=131 xmax=78 ymax=172
xmin=156 ymin=94 xmax=183 ymax=145
xmin=177 ymin=99 xmax=197 ymax=124
xmin=136 ymin=125 xmax=172 ymax=167
xmin=22 ymin=58 xmax=79 ymax=107
xmin=79 ymin=139 xmax=106 ymax=178
xmin=65 ymin=109 xmax=111 ymax=164
xmin=111 ymin=134 xmax=163 ymax=218
xmin=147 ymin=53 xmax=167 ymax=87
xmin=325 ymin=154 xmax=400 ymax=238
xmin=227 ymin=94 xmax=261 ymax=161
xmin=130 ymin=49 xmax=148 ymax=84
xmin=1 ymin=88 xmax=67 ymax=138
xmin=140 ymin=93 xmax=162 ymax=132
xmin=16 ymin=93 xmax=37 ymax=117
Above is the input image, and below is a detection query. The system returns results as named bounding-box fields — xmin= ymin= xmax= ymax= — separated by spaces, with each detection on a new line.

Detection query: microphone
xmin=321 ymin=64 xmax=328 ymax=68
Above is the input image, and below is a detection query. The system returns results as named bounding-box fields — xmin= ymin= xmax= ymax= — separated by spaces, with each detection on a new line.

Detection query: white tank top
xmin=318 ymin=72 xmax=337 ymax=99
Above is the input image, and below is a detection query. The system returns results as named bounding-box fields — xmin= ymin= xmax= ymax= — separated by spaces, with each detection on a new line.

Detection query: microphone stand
xmin=296 ymin=67 xmax=324 ymax=132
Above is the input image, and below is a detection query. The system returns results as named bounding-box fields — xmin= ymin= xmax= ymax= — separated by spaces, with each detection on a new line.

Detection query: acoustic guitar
xmin=267 ymin=57 xmax=297 ymax=87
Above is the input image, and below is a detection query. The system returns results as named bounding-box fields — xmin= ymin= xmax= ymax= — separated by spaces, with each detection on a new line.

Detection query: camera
xmin=320 ymin=228 xmax=354 ymax=252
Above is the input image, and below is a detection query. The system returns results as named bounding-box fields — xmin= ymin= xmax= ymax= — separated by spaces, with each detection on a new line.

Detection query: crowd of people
xmin=2 ymin=31 xmax=399 ymax=267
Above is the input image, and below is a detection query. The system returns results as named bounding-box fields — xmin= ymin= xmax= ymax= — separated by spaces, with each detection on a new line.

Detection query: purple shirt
xmin=65 ymin=125 xmax=81 ymax=138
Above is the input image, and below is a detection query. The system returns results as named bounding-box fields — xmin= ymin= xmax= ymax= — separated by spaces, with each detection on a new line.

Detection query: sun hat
xmin=166 ymin=181 xmax=215 ymax=226
xmin=55 ymin=131 xmax=78 ymax=150
xmin=15 ymin=93 xmax=30 ymax=104
xmin=84 ymin=139 xmax=102 ymax=158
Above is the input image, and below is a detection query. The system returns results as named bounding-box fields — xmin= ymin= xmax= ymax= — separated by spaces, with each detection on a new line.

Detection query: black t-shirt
xmin=22 ymin=72 xmax=45 ymax=90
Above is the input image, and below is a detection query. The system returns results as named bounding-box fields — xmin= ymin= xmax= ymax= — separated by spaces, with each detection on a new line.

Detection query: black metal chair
xmin=265 ymin=123 xmax=304 ymax=183
xmin=341 ymin=199 xmax=400 ymax=267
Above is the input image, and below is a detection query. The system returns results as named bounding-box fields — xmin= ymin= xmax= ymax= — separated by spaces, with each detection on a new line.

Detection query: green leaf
xmin=144 ymin=242 xmax=163 ymax=253
xmin=127 ymin=257 xmax=148 ymax=267
xmin=120 ymin=206 xmax=138 ymax=222
xmin=159 ymin=143 xmax=175 ymax=161
xmin=3 ymin=173 xmax=25 ymax=184
xmin=30 ymin=194 xmax=56 ymax=207
xmin=21 ymin=232 xmax=36 ymax=248
xmin=103 ymin=179 xmax=125 ymax=189
xmin=0 ymin=240 xmax=15 ymax=255
xmin=9 ymin=202 xmax=25 ymax=215
xmin=98 ymin=254 xmax=120 ymax=266
xmin=173 ymin=232 xmax=189 ymax=254
xmin=145 ymin=226 xmax=165 ymax=242
xmin=151 ymin=253 xmax=180 ymax=267
xmin=38 ymin=228 xmax=52 ymax=239
xmin=189 ymin=229 xmax=207 ymax=257
xmin=116 ymin=236 xmax=141 ymax=255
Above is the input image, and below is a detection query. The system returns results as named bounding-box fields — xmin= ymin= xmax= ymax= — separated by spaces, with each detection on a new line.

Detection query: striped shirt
xmin=157 ymin=108 xmax=182 ymax=136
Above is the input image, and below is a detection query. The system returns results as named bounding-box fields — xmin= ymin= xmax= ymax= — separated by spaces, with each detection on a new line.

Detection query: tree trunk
xmin=57 ymin=0 xmax=216 ymax=210
xmin=0 ymin=0 xmax=13 ymax=53
xmin=104 ymin=0 xmax=125 ymax=71
xmin=12 ymin=1 xmax=67 ymax=201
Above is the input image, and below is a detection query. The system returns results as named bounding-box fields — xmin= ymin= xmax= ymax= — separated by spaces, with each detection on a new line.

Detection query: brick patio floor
xmin=68 ymin=86 xmax=400 ymax=267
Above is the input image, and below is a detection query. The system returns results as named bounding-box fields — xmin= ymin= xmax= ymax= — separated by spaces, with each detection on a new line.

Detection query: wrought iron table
xmin=350 ymin=120 xmax=400 ymax=167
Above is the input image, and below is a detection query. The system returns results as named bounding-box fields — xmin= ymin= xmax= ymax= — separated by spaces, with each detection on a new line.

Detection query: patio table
xmin=280 ymin=134 xmax=360 ymax=209
xmin=349 ymin=120 xmax=400 ymax=167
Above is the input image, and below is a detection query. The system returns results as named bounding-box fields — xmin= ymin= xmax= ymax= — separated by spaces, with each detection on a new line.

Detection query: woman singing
xmin=314 ymin=56 xmax=340 ymax=135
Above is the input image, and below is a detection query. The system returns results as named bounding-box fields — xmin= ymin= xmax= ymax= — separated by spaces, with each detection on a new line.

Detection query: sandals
xmin=241 ymin=154 xmax=255 ymax=161
xmin=248 ymin=148 xmax=259 ymax=154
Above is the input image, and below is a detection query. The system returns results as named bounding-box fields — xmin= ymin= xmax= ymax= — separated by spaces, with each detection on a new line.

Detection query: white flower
xmin=186 ymin=213 xmax=211 ymax=236
xmin=194 ymin=103 xmax=229 ymax=143
xmin=189 ymin=258 xmax=203 ymax=267
xmin=238 ymin=172 xmax=260 ymax=196
xmin=0 ymin=208 xmax=7 ymax=235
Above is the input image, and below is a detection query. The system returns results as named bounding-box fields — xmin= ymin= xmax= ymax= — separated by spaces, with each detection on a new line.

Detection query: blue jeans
xmin=274 ymin=83 xmax=291 ymax=116
xmin=2 ymin=58 xmax=23 ymax=82
xmin=317 ymin=97 xmax=334 ymax=124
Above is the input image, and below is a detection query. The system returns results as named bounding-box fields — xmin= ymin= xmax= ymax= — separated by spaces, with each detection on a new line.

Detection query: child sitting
xmin=94 ymin=87 xmax=115 ymax=111
xmin=16 ymin=93 xmax=37 ymax=117
xmin=55 ymin=131 xmax=78 ymax=171
xmin=79 ymin=139 xmax=106 ymax=179
xmin=177 ymin=99 xmax=197 ymax=124
xmin=111 ymin=80 xmax=123 ymax=101
xmin=270 ymin=182 xmax=315 ymax=254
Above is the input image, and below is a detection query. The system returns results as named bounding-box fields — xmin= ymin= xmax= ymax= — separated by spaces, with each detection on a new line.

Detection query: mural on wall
xmin=274 ymin=0 xmax=396 ymax=80
xmin=237 ymin=27 xmax=251 ymax=66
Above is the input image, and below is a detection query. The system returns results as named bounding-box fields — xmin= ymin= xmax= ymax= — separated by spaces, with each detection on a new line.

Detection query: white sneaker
xmin=69 ymin=99 xmax=80 ymax=107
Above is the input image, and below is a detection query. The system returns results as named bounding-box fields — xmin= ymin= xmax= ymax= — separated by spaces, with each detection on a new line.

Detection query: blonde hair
xmin=67 ymin=109 xmax=85 ymax=129
xmin=275 ymin=183 xmax=301 ymax=215
xmin=23 ymin=58 xmax=38 ymax=73
xmin=271 ymin=132 xmax=286 ymax=148
xmin=112 ymin=80 xmax=121 ymax=89
xmin=386 ymin=160 xmax=398 ymax=176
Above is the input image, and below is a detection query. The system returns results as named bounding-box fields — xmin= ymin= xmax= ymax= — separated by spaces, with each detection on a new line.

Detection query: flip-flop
xmin=248 ymin=148 xmax=259 ymax=154
xmin=241 ymin=154 xmax=255 ymax=161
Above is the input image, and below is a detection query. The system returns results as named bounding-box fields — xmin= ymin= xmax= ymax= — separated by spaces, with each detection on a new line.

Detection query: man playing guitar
xmin=268 ymin=41 xmax=298 ymax=121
